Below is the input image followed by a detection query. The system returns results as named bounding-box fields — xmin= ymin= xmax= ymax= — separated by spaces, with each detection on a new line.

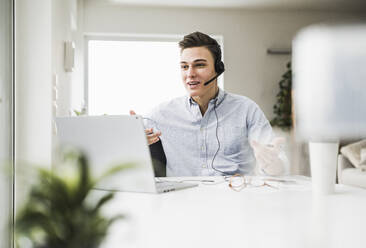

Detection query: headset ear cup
xmin=216 ymin=61 xmax=225 ymax=74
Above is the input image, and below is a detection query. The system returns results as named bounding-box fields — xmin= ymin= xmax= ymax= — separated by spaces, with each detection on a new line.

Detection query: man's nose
xmin=187 ymin=67 xmax=196 ymax=78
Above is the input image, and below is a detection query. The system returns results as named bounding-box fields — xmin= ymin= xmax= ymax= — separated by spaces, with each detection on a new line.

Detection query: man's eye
xmin=196 ymin=63 xmax=206 ymax=67
xmin=181 ymin=65 xmax=188 ymax=70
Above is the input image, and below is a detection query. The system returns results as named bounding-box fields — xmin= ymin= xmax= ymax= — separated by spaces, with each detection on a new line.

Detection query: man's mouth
xmin=187 ymin=81 xmax=200 ymax=86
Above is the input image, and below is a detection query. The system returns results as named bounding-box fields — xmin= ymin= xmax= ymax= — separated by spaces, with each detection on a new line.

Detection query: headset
xmin=201 ymin=46 xmax=228 ymax=175
xmin=203 ymin=51 xmax=225 ymax=86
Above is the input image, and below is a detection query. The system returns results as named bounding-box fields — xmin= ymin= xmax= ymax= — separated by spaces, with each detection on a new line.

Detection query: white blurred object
xmin=360 ymin=148 xmax=366 ymax=165
xmin=293 ymin=23 xmax=366 ymax=141
xmin=309 ymin=142 xmax=339 ymax=194
xmin=293 ymin=23 xmax=366 ymax=194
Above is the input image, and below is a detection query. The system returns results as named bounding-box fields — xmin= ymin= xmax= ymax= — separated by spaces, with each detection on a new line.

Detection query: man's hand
xmin=130 ymin=110 xmax=161 ymax=145
xmin=250 ymin=137 xmax=286 ymax=176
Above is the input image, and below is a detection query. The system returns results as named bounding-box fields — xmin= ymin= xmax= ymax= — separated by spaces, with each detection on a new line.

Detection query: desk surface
xmin=97 ymin=176 xmax=366 ymax=248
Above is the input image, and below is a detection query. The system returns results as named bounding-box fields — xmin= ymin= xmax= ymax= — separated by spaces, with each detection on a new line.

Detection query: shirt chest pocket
xmin=221 ymin=126 xmax=246 ymax=156
xmin=163 ymin=125 xmax=197 ymax=147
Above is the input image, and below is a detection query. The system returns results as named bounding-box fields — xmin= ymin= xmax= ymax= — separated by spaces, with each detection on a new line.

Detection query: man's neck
xmin=192 ymin=85 xmax=219 ymax=116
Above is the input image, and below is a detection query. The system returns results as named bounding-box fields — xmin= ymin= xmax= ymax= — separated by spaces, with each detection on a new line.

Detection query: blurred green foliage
xmin=15 ymin=150 xmax=134 ymax=248
xmin=270 ymin=61 xmax=292 ymax=130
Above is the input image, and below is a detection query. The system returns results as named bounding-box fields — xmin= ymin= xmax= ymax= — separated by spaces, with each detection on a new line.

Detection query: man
xmin=131 ymin=31 xmax=288 ymax=176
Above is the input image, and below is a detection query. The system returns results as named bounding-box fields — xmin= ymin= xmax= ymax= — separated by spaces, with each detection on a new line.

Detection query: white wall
xmin=15 ymin=0 xmax=83 ymax=164
xmin=83 ymin=2 xmax=364 ymax=120
xmin=15 ymin=0 xmax=53 ymax=205
xmin=15 ymin=0 xmax=83 ymax=208
xmin=16 ymin=0 xmax=52 ymax=167
xmin=53 ymin=0 xmax=85 ymax=117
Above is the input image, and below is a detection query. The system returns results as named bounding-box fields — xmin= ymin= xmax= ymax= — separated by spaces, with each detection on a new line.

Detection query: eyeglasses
xmin=228 ymin=174 xmax=278 ymax=191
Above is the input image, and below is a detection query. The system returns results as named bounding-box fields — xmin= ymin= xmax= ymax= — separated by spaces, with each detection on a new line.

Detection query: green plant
xmin=15 ymin=150 xmax=134 ymax=248
xmin=270 ymin=61 xmax=292 ymax=130
xmin=73 ymin=108 xmax=86 ymax=116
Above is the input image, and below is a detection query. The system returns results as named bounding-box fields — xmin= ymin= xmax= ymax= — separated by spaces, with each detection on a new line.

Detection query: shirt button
xmin=201 ymin=145 xmax=205 ymax=151
xmin=202 ymin=164 xmax=206 ymax=168
xmin=200 ymin=127 xmax=204 ymax=131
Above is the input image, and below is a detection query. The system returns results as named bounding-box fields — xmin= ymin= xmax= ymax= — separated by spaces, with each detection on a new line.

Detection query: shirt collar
xmin=187 ymin=87 xmax=226 ymax=107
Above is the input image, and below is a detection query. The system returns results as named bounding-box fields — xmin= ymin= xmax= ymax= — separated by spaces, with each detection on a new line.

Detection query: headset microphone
xmin=203 ymin=71 xmax=223 ymax=86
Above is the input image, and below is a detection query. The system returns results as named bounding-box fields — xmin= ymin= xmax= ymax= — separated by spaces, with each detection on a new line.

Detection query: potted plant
xmin=270 ymin=61 xmax=292 ymax=130
xmin=15 ymin=150 xmax=134 ymax=248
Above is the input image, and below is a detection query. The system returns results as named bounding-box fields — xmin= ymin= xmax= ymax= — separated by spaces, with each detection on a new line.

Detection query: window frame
xmin=0 ymin=0 xmax=14 ymax=246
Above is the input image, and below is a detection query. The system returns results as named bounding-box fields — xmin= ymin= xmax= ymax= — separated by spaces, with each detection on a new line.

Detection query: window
xmin=86 ymin=35 xmax=224 ymax=116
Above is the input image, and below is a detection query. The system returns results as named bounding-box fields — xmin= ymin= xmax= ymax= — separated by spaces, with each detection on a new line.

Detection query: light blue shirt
xmin=145 ymin=88 xmax=275 ymax=177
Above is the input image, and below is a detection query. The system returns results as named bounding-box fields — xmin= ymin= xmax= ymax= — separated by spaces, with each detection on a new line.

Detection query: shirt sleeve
xmin=143 ymin=106 xmax=161 ymax=133
xmin=246 ymin=102 xmax=290 ymax=175
xmin=247 ymin=103 xmax=273 ymax=144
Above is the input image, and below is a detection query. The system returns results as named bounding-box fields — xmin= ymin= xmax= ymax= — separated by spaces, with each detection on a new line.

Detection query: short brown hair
xmin=179 ymin=31 xmax=222 ymax=66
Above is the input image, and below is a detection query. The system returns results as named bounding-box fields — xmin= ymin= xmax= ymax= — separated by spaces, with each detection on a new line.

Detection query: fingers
xmin=254 ymin=148 xmax=284 ymax=175
xmin=250 ymin=138 xmax=286 ymax=176
xmin=129 ymin=110 xmax=160 ymax=145
xmin=145 ymin=128 xmax=162 ymax=145
xmin=256 ymin=152 xmax=276 ymax=167
xmin=147 ymin=133 xmax=161 ymax=145
xmin=253 ymin=148 xmax=277 ymax=168
xmin=256 ymin=155 xmax=270 ymax=170
xmin=250 ymin=139 xmax=279 ymax=169
xmin=145 ymin=128 xmax=153 ymax=134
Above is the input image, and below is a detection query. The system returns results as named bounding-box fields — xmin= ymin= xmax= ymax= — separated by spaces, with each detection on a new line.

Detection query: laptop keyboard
xmin=155 ymin=180 xmax=198 ymax=193
xmin=155 ymin=181 xmax=179 ymax=192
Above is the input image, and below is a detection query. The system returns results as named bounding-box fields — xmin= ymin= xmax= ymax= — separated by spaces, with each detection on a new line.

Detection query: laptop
xmin=55 ymin=115 xmax=198 ymax=193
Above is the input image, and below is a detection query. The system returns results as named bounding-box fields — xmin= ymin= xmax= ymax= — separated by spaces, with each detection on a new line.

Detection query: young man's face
xmin=180 ymin=46 xmax=217 ymax=97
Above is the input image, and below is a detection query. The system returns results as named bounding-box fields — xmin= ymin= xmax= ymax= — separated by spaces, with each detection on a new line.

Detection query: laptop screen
xmin=55 ymin=115 xmax=157 ymax=193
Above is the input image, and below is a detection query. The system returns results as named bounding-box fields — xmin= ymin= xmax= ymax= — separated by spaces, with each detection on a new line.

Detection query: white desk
xmin=98 ymin=176 xmax=366 ymax=248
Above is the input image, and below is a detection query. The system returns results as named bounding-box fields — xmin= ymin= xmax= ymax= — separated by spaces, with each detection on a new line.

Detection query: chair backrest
xmin=149 ymin=140 xmax=166 ymax=177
